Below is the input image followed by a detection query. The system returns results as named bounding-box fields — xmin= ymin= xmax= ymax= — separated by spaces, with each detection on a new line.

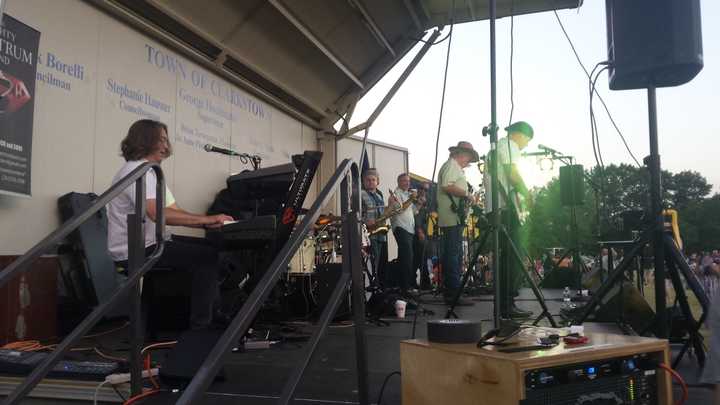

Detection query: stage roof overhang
xmin=89 ymin=0 xmax=582 ymax=131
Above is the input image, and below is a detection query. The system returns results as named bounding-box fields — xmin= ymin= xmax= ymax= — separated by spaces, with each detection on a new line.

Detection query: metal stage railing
xmin=177 ymin=158 xmax=369 ymax=405
xmin=0 ymin=162 xmax=166 ymax=404
xmin=1 ymin=159 xmax=368 ymax=405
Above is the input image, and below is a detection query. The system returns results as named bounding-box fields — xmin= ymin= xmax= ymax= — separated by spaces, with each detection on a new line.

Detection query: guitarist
xmin=437 ymin=141 xmax=480 ymax=306
xmin=361 ymin=168 xmax=388 ymax=287
xmin=389 ymin=173 xmax=418 ymax=292
xmin=484 ymin=121 xmax=534 ymax=319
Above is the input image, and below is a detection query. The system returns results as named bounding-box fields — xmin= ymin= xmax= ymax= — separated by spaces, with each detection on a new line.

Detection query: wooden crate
xmin=401 ymin=332 xmax=671 ymax=405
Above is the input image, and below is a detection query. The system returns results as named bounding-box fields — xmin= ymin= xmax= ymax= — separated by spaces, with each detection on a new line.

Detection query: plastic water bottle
xmin=562 ymin=286 xmax=571 ymax=309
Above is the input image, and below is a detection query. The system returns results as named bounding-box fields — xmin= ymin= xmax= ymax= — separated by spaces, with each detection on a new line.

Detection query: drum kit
xmin=287 ymin=213 xmax=370 ymax=275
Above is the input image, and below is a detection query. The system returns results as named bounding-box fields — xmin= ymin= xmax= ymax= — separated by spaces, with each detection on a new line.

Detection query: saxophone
xmin=366 ymin=189 xmax=417 ymax=235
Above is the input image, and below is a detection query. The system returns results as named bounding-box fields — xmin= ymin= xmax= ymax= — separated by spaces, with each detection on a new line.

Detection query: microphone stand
xmin=535 ymin=148 xmax=589 ymax=292
xmin=233 ymin=153 xmax=262 ymax=170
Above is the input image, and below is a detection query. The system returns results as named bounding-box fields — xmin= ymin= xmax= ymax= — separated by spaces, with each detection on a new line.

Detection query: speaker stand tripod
xmin=542 ymin=155 xmax=589 ymax=291
xmin=572 ymin=86 xmax=710 ymax=367
xmin=445 ymin=215 xmax=557 ymax=328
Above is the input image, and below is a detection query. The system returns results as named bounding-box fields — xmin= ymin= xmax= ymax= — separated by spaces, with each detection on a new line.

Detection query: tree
xmin=525 ymin=176 xmax=598 ymax=257
xmin=678 ymin=194 xmax=720 ymax=252
xmin=665 ymin=170 xmax=711 ymax=210
xmin=526 ymin=164 xmax=714 ymax=256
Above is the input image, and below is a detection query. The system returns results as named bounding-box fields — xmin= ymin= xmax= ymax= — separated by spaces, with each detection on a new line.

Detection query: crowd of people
xmin=689 ymin=250 xmax=720 ymax=294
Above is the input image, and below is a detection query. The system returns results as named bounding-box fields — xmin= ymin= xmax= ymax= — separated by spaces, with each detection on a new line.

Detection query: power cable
xmin=589 ymin=64 xmax=608 ymax=169
xmin=412 ymin=29 xmax=452 ymax=46
xmin=552 ymin=9 xmax=641 ymax=167
xmin=508 ymin=0 xmax=516 ymax=126
xmin=376 ymin=371 xmax=401 ymax=405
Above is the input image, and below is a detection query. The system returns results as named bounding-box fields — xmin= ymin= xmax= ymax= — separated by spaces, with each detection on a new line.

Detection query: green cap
xmin=505 ymin=121 xmax=534 ymax=139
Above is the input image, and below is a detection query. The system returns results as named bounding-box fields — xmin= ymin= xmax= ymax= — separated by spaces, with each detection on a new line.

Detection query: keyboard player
xmin=107 ymin=119 xmax=234 ymax=330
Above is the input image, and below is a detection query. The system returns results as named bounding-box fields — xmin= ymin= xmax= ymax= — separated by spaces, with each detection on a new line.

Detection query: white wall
xmin=0 ymin=0 xmax=319 ymax=254
xmin=336 ymin=136 xmax=408 ymax=260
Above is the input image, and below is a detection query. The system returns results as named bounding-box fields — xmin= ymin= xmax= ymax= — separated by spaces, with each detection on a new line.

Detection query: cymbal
xmin=316 ymin=214 xmax=342 ymax=225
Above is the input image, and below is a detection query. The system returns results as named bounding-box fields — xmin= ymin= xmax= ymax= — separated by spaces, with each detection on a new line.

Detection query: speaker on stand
xmin=606 ymin=0 xmax=703 ymax=90
xmin=542 ymin=164 xmax=585 ymax=290
xmin=559 ymin=164 xmax=584 ymax=207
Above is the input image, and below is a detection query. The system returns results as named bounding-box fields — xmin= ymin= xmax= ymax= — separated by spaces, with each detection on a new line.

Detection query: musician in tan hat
xmin=436 ymin=141 xmax=479 ymax=306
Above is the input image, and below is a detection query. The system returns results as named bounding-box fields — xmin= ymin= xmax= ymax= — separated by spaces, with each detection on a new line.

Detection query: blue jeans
xmin=441 ymin=225 xmax=464 ymax=291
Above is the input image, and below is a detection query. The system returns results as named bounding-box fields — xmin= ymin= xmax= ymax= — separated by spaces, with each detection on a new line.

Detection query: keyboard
xmin=221 ymin=215 xmax=276 ymax=240
xmin=207 ymin=215 xmax=277 ymax=249
xmin=0 ymin=349 xmax=120 ymax=380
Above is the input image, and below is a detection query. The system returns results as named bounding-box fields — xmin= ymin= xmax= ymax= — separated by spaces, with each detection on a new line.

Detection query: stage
xmin=2 ymin=288 xmax=711 ymax=404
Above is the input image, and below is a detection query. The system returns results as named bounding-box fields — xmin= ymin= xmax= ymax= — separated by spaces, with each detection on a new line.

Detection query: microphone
xmin=522 ymin=151 xmax=551 ymax=157
xmin=204 ymin=144 xmax=240 ymax=156
xmin=537 ymin=144 xmax=560 ymax=155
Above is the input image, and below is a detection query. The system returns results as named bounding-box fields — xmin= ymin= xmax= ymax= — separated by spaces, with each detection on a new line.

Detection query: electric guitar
xmin=499 ymin=185 xmax=529 ymax=225
xmin=366 ymin=190 xmax=417 ymax=235
xmin=452 ymin=184 xmax=476 ymax=225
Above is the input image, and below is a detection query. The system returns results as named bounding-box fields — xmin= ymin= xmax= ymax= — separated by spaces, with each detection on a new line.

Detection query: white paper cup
xmin=395 ymin=300 xmax=407 ymax=318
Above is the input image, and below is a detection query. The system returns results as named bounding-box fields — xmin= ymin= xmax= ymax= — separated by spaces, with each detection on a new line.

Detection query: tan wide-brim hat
xmin=448 ymin=141 xmax=480 ymax=163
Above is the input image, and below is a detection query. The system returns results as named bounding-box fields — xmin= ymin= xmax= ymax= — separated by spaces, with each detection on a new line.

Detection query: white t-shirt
xmin=390 ymin=188 xmax=416 ymax=234
xmin=484 ymin=136 xmax=521 ymax=213
xmin=107 ymin=159 xmax=174 ymax=261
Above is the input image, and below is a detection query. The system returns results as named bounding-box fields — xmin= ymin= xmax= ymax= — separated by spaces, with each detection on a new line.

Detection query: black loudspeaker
xmin=588 ymin=282 xmax=655 ymax=335
xmin=159 ymin=329 xmax=225 ymax=388
xmin=540 ymin=267 xmax=579 ymax=289
xmin=559 ymin=165 xmax=584 ymax=207
xmin=314 ymin=264 xmax=351 ymax=318
xmin=606 ymin=0 xmax=703 ymax=90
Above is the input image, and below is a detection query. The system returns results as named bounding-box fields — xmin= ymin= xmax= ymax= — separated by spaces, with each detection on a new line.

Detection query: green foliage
xmin=678 ymin=194 xmax=720 ymax=252
xmin=525 ymin=164 xmax=715 ymax=256
xmin=525 ymin=177 xmax=599 ymax=257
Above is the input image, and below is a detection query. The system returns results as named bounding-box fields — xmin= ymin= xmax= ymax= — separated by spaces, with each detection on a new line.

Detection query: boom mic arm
xmin=522 ymin=151 xmax=551 ymax=157
xmin=537 ymin=144 xmax=561 ymax=155
xmin=204 ymin=144 xmax=262 ymax=169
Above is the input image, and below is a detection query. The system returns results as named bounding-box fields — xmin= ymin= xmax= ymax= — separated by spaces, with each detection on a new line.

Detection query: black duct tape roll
xmin=427 ymin=319 xmax=482 ymax=344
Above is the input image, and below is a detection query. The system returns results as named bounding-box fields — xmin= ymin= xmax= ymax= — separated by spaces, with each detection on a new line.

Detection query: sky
xmin=349 ymin=0 xmax=720 ymax=194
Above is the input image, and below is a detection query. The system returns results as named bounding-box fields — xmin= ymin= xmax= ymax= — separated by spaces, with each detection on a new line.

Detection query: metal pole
xmin=489 ymin=0 xmax=502 ymax=328
xmin=647 ymin=85 xmax=667 ymax=338
xmin=0 ymin=0 xmax=6 ymax=22
xmin=278 ymin=270 xmax=352 ymax=404
xmin=127 ymin=178 xmax=146 ymax=396
xmin=339 ymin=29 xmax=441 ymax=139
xmin=342 ymin=169 xmax=369 ymax=405
xmin=0 ymin=165 xmax=165 ymax=405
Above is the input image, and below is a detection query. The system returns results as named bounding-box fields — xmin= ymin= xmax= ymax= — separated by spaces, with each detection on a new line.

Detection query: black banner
xmin=0 ymin=15 xmax=40 ymax=196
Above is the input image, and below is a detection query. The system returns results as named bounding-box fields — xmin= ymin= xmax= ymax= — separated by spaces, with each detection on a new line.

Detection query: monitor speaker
xmin=559 ymin=164 xmax=584 ymax=207
xmin=159 ymin=329 xmax=225 ymax=388
xmin=570 ymin=282 xmax=655 ymax=335
xmin=606 ymin=0 xmax=703 ymax=90
xmin=314 ymin=264 xmax=351 ymax=319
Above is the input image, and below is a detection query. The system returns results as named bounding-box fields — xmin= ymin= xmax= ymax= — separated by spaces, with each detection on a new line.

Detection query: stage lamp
xmin=538 ymin=157 xmax=554 ymax=171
